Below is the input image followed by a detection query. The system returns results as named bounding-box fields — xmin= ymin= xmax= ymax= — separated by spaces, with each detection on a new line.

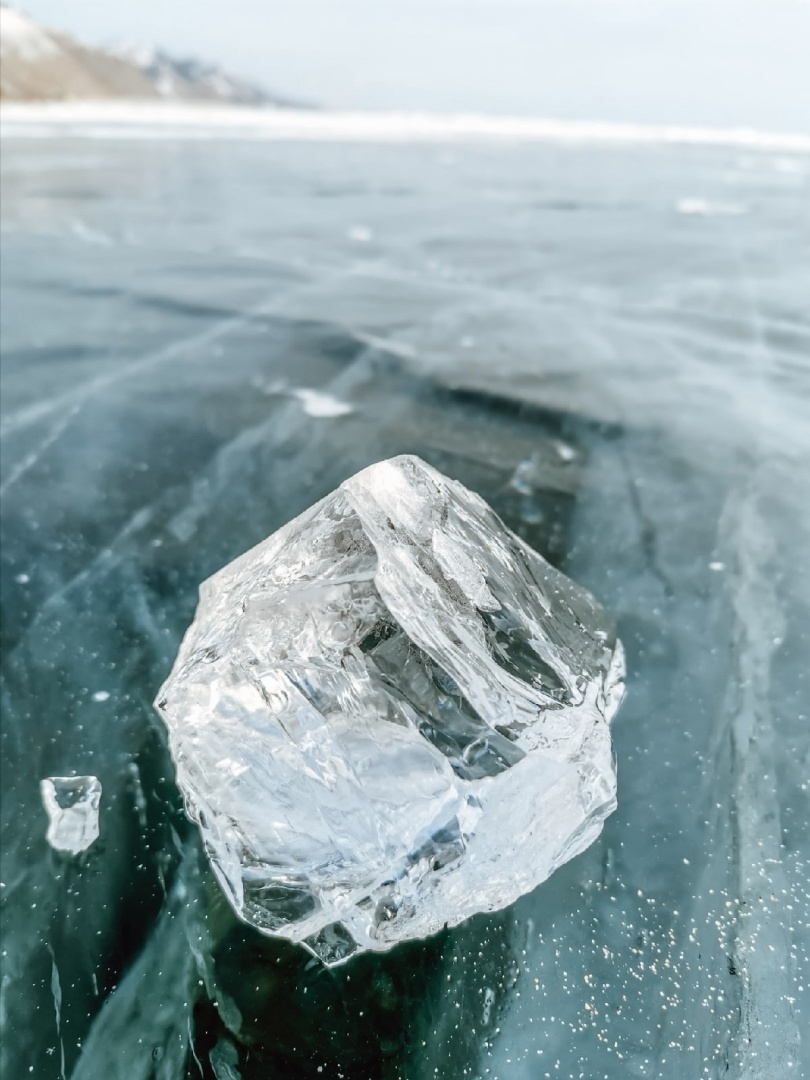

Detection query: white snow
xmin=104 ymin=42 xmax=260 ymax=102
xmin=290 ymin=388 xmax=354 ymax=418
xmin=109 ymin=42 xmax=159 ymax=68
xmin=155 ymin=72 xmax=178 ymax=98
xmin=1 ymin=102 xmax=808 ymax=154
xmin=0 ymin=6 xmax=59 ymax=61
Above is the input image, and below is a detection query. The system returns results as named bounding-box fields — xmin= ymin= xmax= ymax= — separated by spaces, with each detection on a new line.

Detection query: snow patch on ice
xmin=290 ymin=388 xmax=354 ymax=418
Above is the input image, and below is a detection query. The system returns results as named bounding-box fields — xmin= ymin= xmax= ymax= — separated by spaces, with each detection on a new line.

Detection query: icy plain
xmin=1 ymin=133 xmax=808 ymax=1079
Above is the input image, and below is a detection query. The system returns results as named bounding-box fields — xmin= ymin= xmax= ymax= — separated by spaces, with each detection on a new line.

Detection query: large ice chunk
xmin=40 ymin=776 xmax=102 ymax=854
xmin=156 ymin=456 xmax=624 ymax=963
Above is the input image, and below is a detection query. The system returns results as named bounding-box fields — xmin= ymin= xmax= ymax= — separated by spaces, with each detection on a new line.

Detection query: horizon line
xmin=2 ymin=102 xmax=809 ymax=153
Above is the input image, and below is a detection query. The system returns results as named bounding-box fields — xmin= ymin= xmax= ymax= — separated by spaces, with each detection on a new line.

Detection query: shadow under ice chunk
xmin=40 ymin=776 xmax=102 ymax=854
xmin=156 ymin=455 xmax=625 ymax=964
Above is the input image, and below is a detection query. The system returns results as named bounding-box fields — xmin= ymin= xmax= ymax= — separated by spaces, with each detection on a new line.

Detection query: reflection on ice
xmin=40 ymin=776 xmax=102 ymax=854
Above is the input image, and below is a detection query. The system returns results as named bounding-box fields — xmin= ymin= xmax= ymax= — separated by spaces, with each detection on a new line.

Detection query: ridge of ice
xmin=156 ymin=455 xmax=624 ymax=963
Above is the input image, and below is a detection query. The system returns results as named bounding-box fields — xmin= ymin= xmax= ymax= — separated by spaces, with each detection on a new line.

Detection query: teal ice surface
xmin=1 ymin=136 xmax=808 ymax=1079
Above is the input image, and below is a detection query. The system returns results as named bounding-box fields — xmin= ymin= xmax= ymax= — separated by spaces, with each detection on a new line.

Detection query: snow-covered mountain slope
xmin=1 ymin=5 xmax=56 ymax=62
xmin=0 ymin=6 xmax=155 ymax=100
xmin=0 ymin=5 xmax=275 ymax=104
xmin=108 ymin=43 xmax=270 ymax=105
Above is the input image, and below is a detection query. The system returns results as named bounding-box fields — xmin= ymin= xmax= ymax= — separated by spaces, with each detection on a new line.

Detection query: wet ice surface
xmin=158 ymin=455 xmax=624 ymax=962
xmin=40 ymin=776 xmax=102 ymax=854
xmin=0 ymin=136 xmax=808 ymax=1079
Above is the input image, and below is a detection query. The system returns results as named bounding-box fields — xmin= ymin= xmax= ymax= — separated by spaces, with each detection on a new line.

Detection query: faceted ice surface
xmin=156 ymin=455 xmax=624 ymax=963
xmin=40 ymin=776 xmax=102 ymax=854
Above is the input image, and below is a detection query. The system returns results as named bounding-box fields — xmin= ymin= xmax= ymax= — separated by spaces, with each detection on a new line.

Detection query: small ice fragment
xmin=554 ymin=439 xmax=577 ymax=462
xmin=40 ymin=776 xmax=102 ymax=854
xmin=91 ymin=690 xmax=110 ymax=702
xmin=14 ymin=573 xmax=30 ymax=584
xmin=290 ymin=388 xmax=354 ymax=418
xmin=347 ymin=225 xmax=373 ymax=242
xmin=709 ymin=561 xmax=726 ymax=572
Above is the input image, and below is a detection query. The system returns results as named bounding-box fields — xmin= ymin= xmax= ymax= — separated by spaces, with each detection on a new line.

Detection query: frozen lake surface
xmin=1 ymin=130 xmax=809 ymax=1079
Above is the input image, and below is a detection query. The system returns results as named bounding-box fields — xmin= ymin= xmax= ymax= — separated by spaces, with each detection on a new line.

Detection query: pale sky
xmin=19 ymin=0 xmax=810 ymax=130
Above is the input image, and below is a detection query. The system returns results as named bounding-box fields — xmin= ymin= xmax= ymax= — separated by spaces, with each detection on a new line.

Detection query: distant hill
xmin=0 ymin=5 xmax=284 ymax=105
xmin=107 ymin=43 xmax=269 ymax=106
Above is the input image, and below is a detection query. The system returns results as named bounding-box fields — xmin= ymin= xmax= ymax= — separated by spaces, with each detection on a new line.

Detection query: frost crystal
xmin=156 ymin=456 xmax=624 ymax=963
xmin=40 ymin=776 xmax=102 ymax=854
